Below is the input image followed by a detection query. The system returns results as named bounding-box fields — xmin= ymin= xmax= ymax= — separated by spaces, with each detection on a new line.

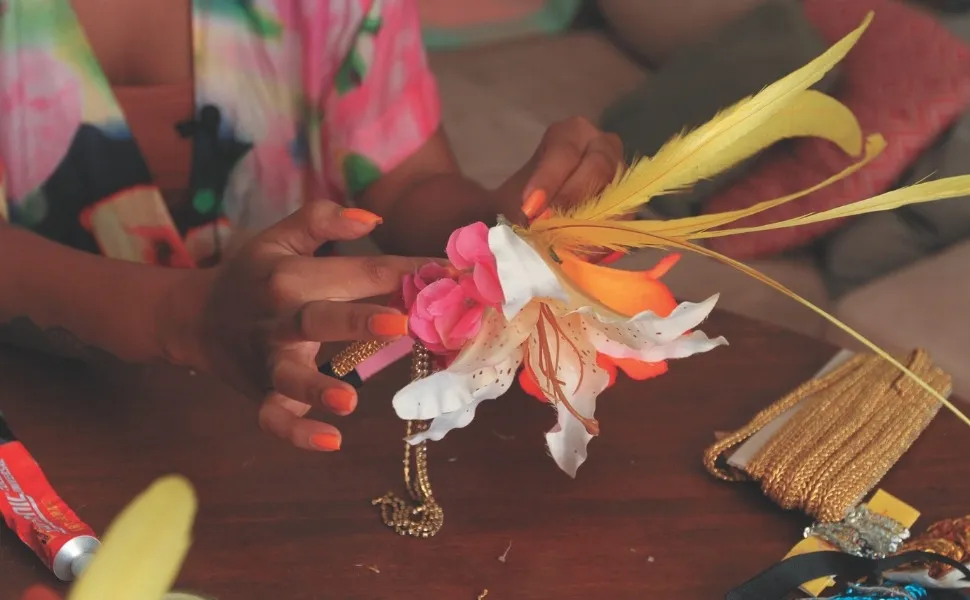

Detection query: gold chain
xmin=703 ymin=349 xmax=950 ymax=522
xmin=371 ymin=342 xmax=444 ymax=537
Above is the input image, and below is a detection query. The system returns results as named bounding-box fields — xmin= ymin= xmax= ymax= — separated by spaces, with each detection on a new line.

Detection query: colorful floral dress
xmin=0 ymin=0 xmax=441 ymax=266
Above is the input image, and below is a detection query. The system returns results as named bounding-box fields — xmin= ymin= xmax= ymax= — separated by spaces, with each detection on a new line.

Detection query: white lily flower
xmin=392 ymin=224 xmax=727 ymax=477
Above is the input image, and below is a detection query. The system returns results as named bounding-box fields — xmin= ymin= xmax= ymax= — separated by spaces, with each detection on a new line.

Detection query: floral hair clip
xmin=344 ymin=11 xmax=970 ymax=536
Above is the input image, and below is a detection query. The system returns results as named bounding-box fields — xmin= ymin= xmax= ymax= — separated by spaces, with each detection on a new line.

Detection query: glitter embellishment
xmin=805 ymin=506 xmax=910 ymax=559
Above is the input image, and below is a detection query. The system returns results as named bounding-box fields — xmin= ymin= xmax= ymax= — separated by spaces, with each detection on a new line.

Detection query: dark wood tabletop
xmin=1 ymin=312 xmax=968 ymax=600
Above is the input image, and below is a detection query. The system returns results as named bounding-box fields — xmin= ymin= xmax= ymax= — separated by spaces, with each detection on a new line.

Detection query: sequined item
xmin=703 ymin=349 xmax=949 ymax=522
xmin=805 ymin=506 xmax=910 ymax=558
xmin=371 ymin=343 xmax=444 ymax=537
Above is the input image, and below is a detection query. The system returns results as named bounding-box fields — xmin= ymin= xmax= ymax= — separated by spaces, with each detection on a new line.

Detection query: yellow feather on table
xmin=68 ymin=475 xmax=197 ymax=600
xmin=522 ymin=10 xmax=970 ymax=430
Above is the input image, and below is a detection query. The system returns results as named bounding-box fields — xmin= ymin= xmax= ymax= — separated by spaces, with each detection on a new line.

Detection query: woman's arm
xmin=356 ymin=130 xmax=499 ymax=257
xmin=0 ymin=224 xmax=198 ymax=364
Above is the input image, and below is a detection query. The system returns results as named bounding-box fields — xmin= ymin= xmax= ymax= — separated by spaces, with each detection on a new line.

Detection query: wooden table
xmin=1 ymin=312 xmax=968 ymax=600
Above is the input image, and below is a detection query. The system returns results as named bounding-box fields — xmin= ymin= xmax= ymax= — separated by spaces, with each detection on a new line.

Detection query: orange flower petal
xmin=560 ymin=252 xmax=678 ymax=318
xmin=612 ymin=358 xmax=669 ymax=381
xmin=518 ymin=360 xmax=548 ymax=402
xmin=596 ymin=353 xmax=619 ymax=388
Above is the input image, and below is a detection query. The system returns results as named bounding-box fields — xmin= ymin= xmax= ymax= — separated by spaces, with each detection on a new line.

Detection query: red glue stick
xmin=0 ymin=413 xmax=100 ymax=581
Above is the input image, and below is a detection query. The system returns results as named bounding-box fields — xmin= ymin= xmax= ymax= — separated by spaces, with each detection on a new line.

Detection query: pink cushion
xmin=701 ymin=0 xmax=970 ymax=260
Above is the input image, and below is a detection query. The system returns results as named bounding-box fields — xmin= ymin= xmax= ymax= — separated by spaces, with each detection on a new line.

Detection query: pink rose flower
xmin=401 ymin=262 xmax=452 ymax=309
xmin=445 ymin=222 xmax=504 ymax=306
xmin=400 ymin=223 xmax=506 ymax=355
xmin=409 ymin=278 xmax=486 ymax=354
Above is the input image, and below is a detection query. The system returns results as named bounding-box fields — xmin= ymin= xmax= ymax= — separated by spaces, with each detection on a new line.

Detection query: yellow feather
xmin=69 ymin=475 xmax=196 ymax=600
xmin=694 ymin=174 xmax=970 ymax=239
xmin=562 ymin=13 xmax=873 ymax=224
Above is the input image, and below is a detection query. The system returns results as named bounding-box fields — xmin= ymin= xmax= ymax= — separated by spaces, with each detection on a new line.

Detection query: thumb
xmin=260 ymin=200 xmax=384 ymax=256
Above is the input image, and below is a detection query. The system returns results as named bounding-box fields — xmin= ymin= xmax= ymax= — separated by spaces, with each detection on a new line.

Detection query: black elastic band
xmin=726 ymin=551 xmax=970 ymax=600
xmin=318 ymin=361 xmax=364 ymax=389
xmin=0 ymin=412 xmax=16 ymax=445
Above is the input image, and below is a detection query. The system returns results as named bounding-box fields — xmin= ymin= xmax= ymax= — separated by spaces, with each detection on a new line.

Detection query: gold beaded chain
xmin=326 ymin=341 xmax=444 ymax=538
xmin=371 ymin=342 xmax=444 ymax=538
xmin=704 ymin=349 xmax=950 ymax=522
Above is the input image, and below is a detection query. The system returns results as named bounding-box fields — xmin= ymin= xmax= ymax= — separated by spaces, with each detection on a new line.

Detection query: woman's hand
xmin=161 ymin=201 xmax=430 ymax=451
xmin=496 ymin=116 xmax=626 ymax=222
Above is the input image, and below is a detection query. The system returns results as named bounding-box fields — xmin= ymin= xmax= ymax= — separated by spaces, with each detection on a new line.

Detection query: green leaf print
xmin=206 ymin=0 xmax=283 ymax=39
xmin=343 ymin=153 xmax=382 ymax=196
xmin=334 ymin=51 xmax=368 ymax=95
xmin=333 ymin=1 xmax=384 ymax=96
xmin=18 ymin=189 xmax=49 ymax=227
xmin=192 ymin=189 xmax=218 ymax=214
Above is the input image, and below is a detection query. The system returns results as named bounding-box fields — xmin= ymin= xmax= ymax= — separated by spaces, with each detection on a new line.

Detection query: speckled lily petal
xmin=393 ymin=307 xmax=536 ymax=422
xmin=406 ymin=347 xmax=525 ymax=444
xmin=577 ymin=294 xmax=721 ymax=348
xmin=524 ymin=312 xmax=611 ymax=478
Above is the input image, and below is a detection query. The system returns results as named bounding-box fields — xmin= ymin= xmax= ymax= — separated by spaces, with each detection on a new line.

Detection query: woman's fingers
xmin=266 ymin=254 xmax=438 ymax=306
xmin=283 ymin=301 xmax=408 ymax=344
xmin=552 ymin=133 xmax=624 ymax=209
xmin=270 ymin=353 xmax=358 ymax=415
xmin=258 ymin=392 xmax=344 ymax=451
xmin=520 ymin=116 xmax=626 ymax=215
xmin=258 ymin=200 xmax=384 ymax=257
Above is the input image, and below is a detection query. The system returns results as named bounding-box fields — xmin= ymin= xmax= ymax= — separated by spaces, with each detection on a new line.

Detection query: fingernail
xmin=535 ymin=208 xmax=554 ymax=221
xmin=324 ymin=388 xmax=356 ymax=414
xmin=368 ymin=313 xmax=409 ymax=337
xmin=522 ymin=189 xmax=547 ymax=219
xmin=309 ymin=432 xmax=341 ymax=451
xmin=341 ymin=208 xmax=383 ymax=225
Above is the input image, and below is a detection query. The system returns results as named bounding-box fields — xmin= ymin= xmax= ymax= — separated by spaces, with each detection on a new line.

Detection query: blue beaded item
xmin=827 ymin=582 xmax=928 ymax=599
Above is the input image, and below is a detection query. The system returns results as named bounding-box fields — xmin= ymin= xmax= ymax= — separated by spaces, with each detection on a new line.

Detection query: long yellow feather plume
xmin=693 ymin=174 xmax=970 ymax=239
xmin=530 ymin=168 xmax=970 ymax=253
xmin=563 ymin=13 xmax=874 ymax=224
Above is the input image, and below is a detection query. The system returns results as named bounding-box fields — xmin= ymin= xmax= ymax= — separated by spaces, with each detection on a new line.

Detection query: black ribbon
xmin=726 ymin=551 xmax=970 ymax=600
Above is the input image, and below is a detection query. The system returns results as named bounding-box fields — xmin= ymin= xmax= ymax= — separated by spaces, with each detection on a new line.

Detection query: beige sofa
xmin=428 ymin=31 xmax=970 ymax=398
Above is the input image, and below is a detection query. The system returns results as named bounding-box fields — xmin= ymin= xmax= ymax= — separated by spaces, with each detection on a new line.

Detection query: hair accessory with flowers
xmin=390 ymin=11 xmax=970 ymax=480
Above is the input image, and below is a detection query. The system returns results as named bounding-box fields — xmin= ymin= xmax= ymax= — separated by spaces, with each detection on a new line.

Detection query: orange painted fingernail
xmin=324 ymin=388 xmax=356 ymax=414
xmin=309 ymin=432 xmax=341 ymax=451
xmin=522 ymin=189 xmax=547 ymax=219
xmin=368 ymin=313 xmax=409 ymax=337
xmin=341 ymin=207 xmax=383 ymax=225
